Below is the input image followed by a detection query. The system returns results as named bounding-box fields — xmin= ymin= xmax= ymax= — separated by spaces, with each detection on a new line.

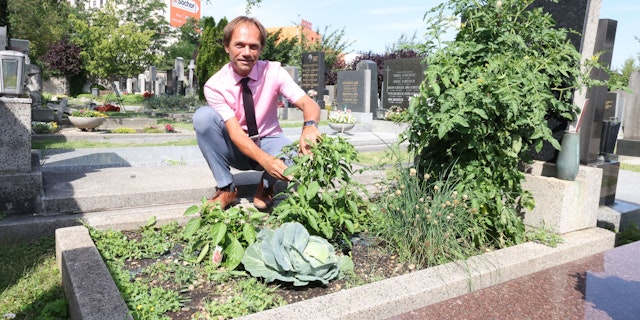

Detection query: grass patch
xmin=32 ymin=138 xmax=198 ymax=149
xmin=621 ymin=162 xmax=640 ymax=173
xmin=356 ymin=148 xmax=410 ymax=166
xmin=0 ymin=236 xmax=67 ymax=319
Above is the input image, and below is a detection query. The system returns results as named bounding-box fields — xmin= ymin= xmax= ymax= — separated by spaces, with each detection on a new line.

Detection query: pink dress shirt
xmin=203 ymin=60 xmax=306 ymax=138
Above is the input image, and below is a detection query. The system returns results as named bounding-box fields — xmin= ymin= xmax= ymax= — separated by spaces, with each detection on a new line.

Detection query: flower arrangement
xmin=142 ymin=91 xmax=154 ymax=99
xmin=164 ymin=124 xmax=176 ymax=133
xmin=70 ymin=108 xmax=108 ymax=118
xmin=328 ymin=110 xmax=357 ymax=124
xmin=385 ymin=105 xmax=407 ymax=122
xmin=31 ymin=121 xmax=58 ymax=134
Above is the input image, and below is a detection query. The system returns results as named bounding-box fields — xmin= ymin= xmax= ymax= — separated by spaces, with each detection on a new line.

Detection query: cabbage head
xmin=241 ymin=222 xmax=354 ymax=286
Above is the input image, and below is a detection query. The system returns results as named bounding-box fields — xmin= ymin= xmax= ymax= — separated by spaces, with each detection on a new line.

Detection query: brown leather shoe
xmin=253 ymin=181 xmax=274 ymax=210
xmin=206 ymin=187 xmax=238 ymax=210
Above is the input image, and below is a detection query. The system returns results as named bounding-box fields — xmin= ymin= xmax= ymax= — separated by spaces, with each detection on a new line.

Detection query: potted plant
xmin=327 ymin=108 xmax=357 ymax=134
xmin=68 ymin=108 xmax=108 ymax=131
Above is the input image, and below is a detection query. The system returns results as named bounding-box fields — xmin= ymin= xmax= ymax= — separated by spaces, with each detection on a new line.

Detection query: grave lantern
xmin=0 ymin=50 xmax=26 ymax=96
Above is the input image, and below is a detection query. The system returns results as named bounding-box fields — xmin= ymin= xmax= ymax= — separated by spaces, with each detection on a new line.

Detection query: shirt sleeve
xmin=277 ymin=66 xmax=306 ymax=103
xmin=203 ymin=67 xmax=238 ymax=122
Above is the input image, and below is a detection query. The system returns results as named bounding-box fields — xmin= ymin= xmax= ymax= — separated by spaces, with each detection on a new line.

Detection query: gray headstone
xmin=382 ymin=57 xmax=425 ymax=110
xmin=0 ymin=26 xmax=7 ymax=50
xmin=301 ymin=52 xmax=326 ymax=108
xmin=624 ymin=71 xmax=640 ymax=140
xmin=149 ymin=66 xmax=157 ymax=82
xmin=356 ymin=60 xmax=379 ymax=111
xmin=138 ymin=74 xmax=146 ymax=93
xmin=336 ymin=70 xmax=371 ymax=113
xmin=126 ymin=78 xmax=134 ymax=94
xmin=174 ymin=57 xmax=185 ymax=81
xmin=188 ymin=59 xmax=195 ymax=89
xmin=284 ymin=66 xmax=300 ymax=84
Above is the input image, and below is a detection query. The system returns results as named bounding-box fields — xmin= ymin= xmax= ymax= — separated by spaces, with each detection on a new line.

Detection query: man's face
xmin=225 ymin=22 xmax=262 ymax=77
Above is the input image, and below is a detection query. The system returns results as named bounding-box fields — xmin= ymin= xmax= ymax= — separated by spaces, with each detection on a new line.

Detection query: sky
xmin=201 ymin=0 xmax=640 ymax=70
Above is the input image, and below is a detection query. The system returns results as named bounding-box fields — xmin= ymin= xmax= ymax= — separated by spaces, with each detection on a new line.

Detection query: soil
xmin=121 ymin=232 xmax=417 ymax=319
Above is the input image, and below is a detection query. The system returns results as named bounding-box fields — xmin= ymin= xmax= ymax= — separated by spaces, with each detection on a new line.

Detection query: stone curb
xmin=55 ymin=223 xmax=614 ymax=320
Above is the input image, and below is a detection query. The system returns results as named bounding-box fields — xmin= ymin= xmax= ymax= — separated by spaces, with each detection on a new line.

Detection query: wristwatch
xmin=303 ymin=120 xmax=318 ymax=128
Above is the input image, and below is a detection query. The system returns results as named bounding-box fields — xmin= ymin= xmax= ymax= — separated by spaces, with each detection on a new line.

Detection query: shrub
xmin=143 ymin=94 xmax=200 ymax=112
xmin=273 ymin=135 xmax=370 ymax=247
xmin=31 ymin=121 xmax=58 ymax=134
xmin=110 ymin=127 xmax=137 ymax=134
xmin=403 ymin=0 xmax=616 ymax=247
xmin=182 ymin=203 xmax=268 ymax=270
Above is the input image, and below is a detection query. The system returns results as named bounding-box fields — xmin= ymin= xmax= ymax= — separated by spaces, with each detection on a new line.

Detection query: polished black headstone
xmin=382 ymin=57 xmax=425 ymax=110
xmin=301 ymin=51 xmax=326 ymax=109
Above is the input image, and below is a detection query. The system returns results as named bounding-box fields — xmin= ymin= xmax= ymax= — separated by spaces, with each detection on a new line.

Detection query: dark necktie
xmin=240 ymin=77 xmax=259 ymax=140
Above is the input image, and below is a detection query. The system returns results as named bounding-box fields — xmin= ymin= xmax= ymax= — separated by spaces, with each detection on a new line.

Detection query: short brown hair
xmin=223 ymin=16 xmax=267 ymax=48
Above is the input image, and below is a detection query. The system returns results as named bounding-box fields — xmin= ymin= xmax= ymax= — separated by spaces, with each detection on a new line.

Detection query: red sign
xmin=301 ymin=19 xmax=313 ymax=30
xmin=170 ymin=0 xmax=201 ymax=27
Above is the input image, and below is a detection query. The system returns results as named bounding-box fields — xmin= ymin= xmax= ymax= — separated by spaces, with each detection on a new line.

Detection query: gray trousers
xmin=193 ymin=106 xmax=293 ymax=190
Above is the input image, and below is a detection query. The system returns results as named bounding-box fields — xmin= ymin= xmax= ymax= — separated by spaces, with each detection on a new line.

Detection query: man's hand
xmin=300 ymin=125 xmax=321 ymax=155
xmin=260 ymin=156 xmax=292 ymax=181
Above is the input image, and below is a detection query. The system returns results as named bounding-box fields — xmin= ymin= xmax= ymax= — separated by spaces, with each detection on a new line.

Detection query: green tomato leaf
xmin=306 ymin=181 xmax=320 ymax=201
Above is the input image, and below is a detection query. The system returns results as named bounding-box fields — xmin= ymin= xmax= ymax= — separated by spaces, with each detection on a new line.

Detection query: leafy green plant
xmin=143 ymin=93 xmax=200 ymax=112
xmin=141 ymin=126 xmax=164 ymax=133
xmin=70 ymin=108 xmax=108 ymax=118
xmin=89 ymin=220 xmax=184 ymax=319
xmin=403 ymin=0 xmax=620 ymax=248
xmin=273 ymin=135 xmax=370 ymax=246
xmin=110 ymin=127 xmax=137 ymax=134
xmin=198 ymin=277 xmax=286 ymax=319
xmin=242 ymin=222 xmax=354 ymax=286
xmin=31 ymin=121 xmax=59 ymax=134
xmin=525 ymin=224 xmax=564 ymax=248
xmin=182 ymin=202 xmax=267 ymax=270
xmin=374 ymin=164 xmax=482 ymax=268
xmin=618 ymin=223 xmax=640 ymax=246
xmin=89 ymin=217 xmax=179 ymax=261
xmin=384 ymin=105 xmax=408 ymax=123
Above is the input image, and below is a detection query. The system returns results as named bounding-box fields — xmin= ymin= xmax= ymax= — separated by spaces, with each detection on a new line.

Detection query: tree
xmin=609 ymin=57 xmax=638 ymax=90
xmin=261 ymin=28 xmax=298 ymax=65
xmin=0 ymin=0 xmax=8 ymax=34
xmin=196 ymin=17 xmax=229 ymax=100
xmin=113 ymin=0 xmax=171 ymax=55
xmin=158 ymin=17 xmax=201 ymax=70
xmin=7 ymin=0 xmax=72 ymax=61
xmin=69 ymin=1 xmax=161 ymax=82
xmin=40 ymin=37 xmax=83 ymax=94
